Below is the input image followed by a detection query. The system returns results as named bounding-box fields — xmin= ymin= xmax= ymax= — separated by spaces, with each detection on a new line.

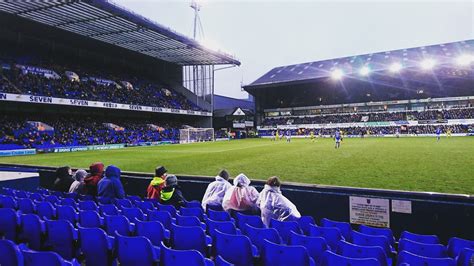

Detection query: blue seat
xmin=78 ymin=210 xmax=103 ymax=228
xmin=236 ymin=212 xmax=265 ymax=234
xmin=22 ymin=248 xmax=80 ymax=266
xmin=97 ymin=196 xmax=112 ymax=205
xmin=14 ymin=190 xmax=29 ymax=198
xmin=160 ymin=241 xmax=214 ymax=266
xmin=99 ymin=204 xmax=120 ymax=216
xmin=115 ymin=199 xmax=133 ymax=209
xmin=63 ymin=193 xmax=77 ymax=199
xmin=269 ymin=219 xmax=303 ymax=244
xmin=176 ymin=214 xmax=206 ymax=230
xmin=104 ymin=215 xmax=134 ymax=236
xmin=135 ymin=219 xmax=168 ymax=246
xmin=336 ymin=240 xmax=388 ymax=266
xmin=206 ymin=204 xmax=224 ymax=212
xmin=44 ymin=219 xmax=78 ymax=260
xmin=28 ymin=193 xmax=43 ymax=202
xmin=447 ymin=237 xmax=474 ymax=258
xmin=214 ymin=230 xmax=258 ymax=266
xmin=158 ymin=203 xmax=177 ymax=217
xmin=180 ymin=207 xmax=206 ymax=221
xmin=148 ymin=210 xmax=174 ymax=230
xmin=56 ymin=205 xmax=79 ymax=224
xmin=321 ymin=218 xmax=352 ymax=241
xmin=185 ymin=200 xmax=203 ymax=209
xmin=44 ymin=195 xmax=60 ymax=205
xmin=0 ymin=195 xmax=17 ymax=209
xmin=78 ymin=226 xmax=116 ymax=266
xmin=0 ymin=239 xmax=24 ymax=266
xmin=135 ymin=201 xmax=155 ymax=213
xmin=36 ymin=201 xmax=56 ymax=220
xmin=207 ymin=219 xmax=241 ymax=237
xmin=215 ymin=255 xmax=233 ymax=266
xmin=308 ymin=224 xmax=343 ymax=251
xmin=171 ymin=224 xmax=211 ymax=255
xmin=77 ymin=194 xmax=94 ymax=201
xmin=321 ymin=250 xmax=380 ymax=266
xmin=457 ymin=248 xmax=474 ymax=266
xmin=208 ymin=209 xmax=235 ymax=222
xmin=122 ymin=207 xmax=146 ymax=222
xmin=19 ymin=214 xmax=45 ymax=250
xmin=78 ymin=200 xmax=98 ymax=211
xmin=262 ymin=239 xmax=315 ymax=266
xmin=359 ymin=224 xmax=396 ymax=248
xmin=289 ymin=231 xmax=328 ymax=264
xmin=60 ymin=198 xmax=77 ymax=209
xmin=399 ymin=238 xmax=448 ymax=258
xmin=244 ymin=224 xmax=281 ymax=253
xmin=351 ymin=230 xmax=393 ymax=257
xmin=126 ymin=195 xmax=141 ymax=202
xmin=397 ymin=250 xmax=455 ymax=266
xmin=0 ymin=208 xmax=19 ymax=241
xmin=297 ymin=216 xmax=316 ymax=235
xmin=18 ymin=198 xmax=36 ymax=214
xmin=400 ymin=231 xmax=440 ymax=244
xmin=116 ymin=233 xmax=160 ymax=266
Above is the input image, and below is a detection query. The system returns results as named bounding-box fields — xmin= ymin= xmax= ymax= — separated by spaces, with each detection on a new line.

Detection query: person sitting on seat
xmin=69 ymin=169 xmax=88 ymax=193
xmin=160 ymin=175 xmax=186 ymax=208
xmin=83 ymin=162 xmax=104 ymax=196
xmin=201 ymin=169 xmax=232 ymax=210
xmin=257 ymin=176 xmax=301 ymax=227
xmin=222 ymin=173 xmax=259 ymax=214
xmin=52 ymin=166 xmax=75 ymax=192
xmin=147 ymin=166 xmax=167 ymax=199
xmin=98 ymin=165 xmax=125 ymax=199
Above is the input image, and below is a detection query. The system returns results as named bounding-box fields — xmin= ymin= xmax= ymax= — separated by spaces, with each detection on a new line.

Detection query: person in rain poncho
xmin=222 ymin=173 xmax=259 ymax=213
xmin=201 ymin=169 xmax=232 ymax=210
xmin=257 ymin=176 xmax=301 ymax=227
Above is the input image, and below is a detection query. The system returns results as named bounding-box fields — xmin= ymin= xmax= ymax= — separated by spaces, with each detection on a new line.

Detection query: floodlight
xmin=331 ymin=69 xmax=343 ymax=80
xmin=359 ymin=66 xmax=370 ymax=76
xmin=420 ymin=59 xmax=436 ymax=70
xmin=389 ymin=62 xmax=402 ymax=72
xmin=455 ymin=54 xmax=474 ymax=66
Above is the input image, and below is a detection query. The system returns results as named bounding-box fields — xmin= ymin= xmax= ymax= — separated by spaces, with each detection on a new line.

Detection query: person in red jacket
xmin=147 ymin=166 xmax=167 ymax=199
xmin=83 ymin=162 xmax=104 ymax=196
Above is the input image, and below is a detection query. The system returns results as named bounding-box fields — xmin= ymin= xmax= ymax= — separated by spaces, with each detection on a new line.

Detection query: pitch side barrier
xmin=4 ymin=163 xmax=472 ymax=243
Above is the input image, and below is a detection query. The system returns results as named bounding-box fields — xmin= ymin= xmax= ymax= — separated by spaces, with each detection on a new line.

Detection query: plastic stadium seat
xmin=180 ymin=207 xmax=207 ymax=221
xmin=56 ymin=205 xmax=79 ymax=224
xmin=36 ymin=201 xmax=56 ymax=220
xmin=122 ymin=207 xmax=147 ymax=222
xmin=63 ymin=193 xmax=77 ymax=199
xmin=185 ymin=200 xmax=203 ymax=209
xmin=320 ymin=250 xmax=380 ymax=266
xmin=206 ymin=204 xmax=224 ymax=212
xmin=215 ymin=255 xmax=233 ymax=266
xmin=308 ymin=224 xmax=343 ymax=251
xmin=126 ymin=195 xmax=141 ymax=202
xmin=78 ymin=226 xmax=116 ymax=266
xmin=289 ymin=231 xmax=328 ymax=265
xmin=116 ymin=233 xmax=160 ymax=266
xmin=236 ymin=213 xmax=265 ymax=233
xmin=135 ymin=201 xmax=155 ymax=213
xmin=207 ymin=219 xmax=241 ymax=238
xmin=158 ymin=203 xmax=177 ymax=217
xmin=0 ymin=239 xmax=24 ymax=266
xmin=99 ymin=204 xmax=120 ymax=216
xmin=359 ymin=224 xmax=396 ymax=248
xmin=0 ymin=195 xmax=17 ymax=209
xmin=297 ymin=216 xmax=316 ymax=235
xmin=336 ymin=240 xmax=388 ymax=266
xmin=400 ymin=231 xmax=440 ymax=244
xmin=351 ymin=230 xmax=393 ymax=256
xmin=176 ymin=214 xmax=206 ymax=230
xmin=214 ymin=230 xmax=258 ymax=266
xmin=148 ymin=210 xmax=174 ymax=230
xmin=104 ymin=214 xmax=134 ymax=236
xmin=447 ymin=237 xmax=474 ymax=258
xmin=0 ymin=208 xmax=19 ymax=241
xmin=14 ymin=190 xmax=28 ymax=198
xmin=77 ymin=194 xmax=94 ymax=201
xmin=262 ymin=239 xmax=315 ymax=266
xmin=18 ymin=198 xmax=36 ymax=214
xmin=28 ymin=193 xmax=44 ymax=202
xmin=457 ymin=248 xmax=474 ymax=266
xmin=77 ymin=200 xmax=98 ymax=211
xmin=44 ymin=219 xmax=78 ymax=260
xmin=399 ymin=238 xmax=448 ymax=258
xmin=244 ymin=224 xmax=282 ymax=253
xmin=160 ymin=242 xmax=214 ymax=266
xmin=269 ymin=219 xmax=303 ymax=244
xmin=321 ymin=218 xmax=353 ymax=241
xmin=78 ymin=210 xmax=103 ymax=228
xmin=97 ymin=196 xmax=112 ymax=205
xmin=22 ymin=247 xmax=80 ymax=266
xmin=19 ymin=214 xmax=45 ymax=251
xmin=60 ymin=198 xmax=77 ymax=209
xmin=171 ymin=224 xmax=211 ymax=255
xmin=208 ymin=209 xmax=235 ymax=222
xmin=397 ymin=251 xmax=455 ymax=266
xmin=115 ymin=199 xmax=133 ymax=209
xmin=44 ymin=195 xmax=60 ymax=205
xmin=135 ymin=219 xmax=168 ymax=246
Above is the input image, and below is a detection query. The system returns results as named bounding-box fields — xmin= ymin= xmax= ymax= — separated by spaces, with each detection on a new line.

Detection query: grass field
xmin=0 ymin=137 xmax=473 ymax=195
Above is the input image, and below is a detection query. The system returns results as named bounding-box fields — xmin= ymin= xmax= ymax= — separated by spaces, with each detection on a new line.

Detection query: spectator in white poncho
xmin=222 ymin=173 xmax=259 ymax=213
xmin=201 ymin=169 xmax=232 ymax=210
xmin=258 ymin=176 xmax=301 ymax=227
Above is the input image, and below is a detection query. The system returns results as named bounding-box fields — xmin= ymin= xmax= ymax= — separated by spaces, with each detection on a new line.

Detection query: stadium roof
xmin=244 ymin=39 xmax=474 ymax=89
xmin=0 ymin=0 xmax=240 ymax=66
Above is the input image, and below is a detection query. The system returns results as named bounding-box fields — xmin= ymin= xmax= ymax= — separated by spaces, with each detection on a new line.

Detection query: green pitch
xmin=1 ymin=137 xmax=473 ymax=195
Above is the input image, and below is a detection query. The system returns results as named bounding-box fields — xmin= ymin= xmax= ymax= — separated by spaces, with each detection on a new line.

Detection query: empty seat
xmin=135 ymin=201 xmax=155 ymax=213
xmin=126 ymin=195 xmax=141 ymax=202
xmin=171 ymin=224 xmax=211 ymax=255
xmin=0 ymin=239 xmax=24 ymax=266
xmin=0 ymin=195 xmax=17 ymax=209
xmin=206 ymin=204 xmax=224 ymax=212
xmin=397 ymin=250 xmax=455 ymax=266
xmin=321 ymin=218 xmax=353 ymax=241
xmin=400 ymin=231 xmax=440 ymax=244
xmin=289 ymin=231 xmax=328 ymax=264
xmin=180 ymin=207 xmax=206 ymax=221
xmin=78 ymin=226 xmax=116 ymax=266
xmin=78 ymin=210 xmax=103 ymax=228
xmin=77 ymin=194 xmax=94 ymax=201
xmin=22 ymin=247 xmax=80 ymax=266
xmin=215 ymin=255 xmax=233 ymax=266
xmin=44 ymin=219 xmax=78 ymax=260
xmin=19 ymin=214 xmax=45 ymax=250
xmin=77 ymin=200 xmax=98 ymax=211
xmin=36 ymin=201 xmax=56 ymax=220
xmin=321 ymin=250 xmax=380 ymax=266
xmin=308 ymin=224 xmax=343 ymax=251
xmin=297 ymin=216 xmax=316 ymax=235
xmin=447 ymin=237 xmax=474 ymax=258
xmin=185 ymin=200 xmax=203 ymax=209
xmin=63 ymin=193 xmax=77 ymax=199
xmin=158 ymin=203 xmax=177 ymax=217
xmin=148 ymin=210 xmax=174 ymax=230
xmin=269 ymin=219 xmax=303 ymax=244
xmin=457 ymin=248 xmax=474 ymax=266
xmin=104 ymin=215 xmax=133 ymax=236
xmin=115 ymin=199 xmax=133 ymax=209
xmin=214 ymin=230 xmax=257 ymax=266
xmin=14 ymin=190 xmax=28 ymax=199
xmin=207 ymin=219 xmax=241 ymax=238
xmin=116 ymin=233 xmax=160 ymax=266
xmin=208 ymin=209 xmax=234 ymax=222
xmin=262 ymin=239 xmax=315 ymax=266
xmin=351 ymin=230 xmax=393 ymax=256
xmin=122 ymin=207 xmax=146 ymax=222
xmin=243 ymin=224 xmax=282 ymax=253
xmin=56 ymin=205 xmax=79 ymax=224
xmin=97 ymin=196 xmax=112 ymax=205
xmin=44 ymin=195 xmax=60 ymax=205
xmin=399 ymin=238 xmax=448 ymax=258
xmin=0 ymin=208 xmax=19 ymax=241
xmin=236 ymin=212 xmax=265 ymax=234
xmin=336 ymin=240 xmax=388 ymax=266
xmin=160 ymin=241 xmax=214 ymax=266
xmin=359 ymin=224 xmax=396 ymax=248
xmin=28 ymin=193 xmax=43 ymax=202
xmin=176 ymin=214 xmax=206 ymax=230
xmin=60 ymin=198 xmax=77 ymax=209
xmin=135 ymin=219 xmax=168 ymax=246
xmin=99 ymin=204 xmax=120 ymax=216
xmin=18 ymin=198 xmax=36 ymax=214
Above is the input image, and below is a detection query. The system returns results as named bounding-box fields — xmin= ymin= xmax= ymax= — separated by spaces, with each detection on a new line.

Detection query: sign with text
xmin=350 ymin=196 xmax=390 ymax=227
xmin=392 ymin=200 xmax=412 ymax=214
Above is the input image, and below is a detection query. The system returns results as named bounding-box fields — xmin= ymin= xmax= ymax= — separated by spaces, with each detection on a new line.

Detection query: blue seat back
xmin=289 ymin=231 xmax=328 ymax=264
xmin=176 ymin=214 xmax=203 ymax=227
xmin=351 ymin=230 xmax=392 ymax=256
xmin=0 ymin=208 xmax=19 ymax=241
xmin=171 ymin=224 xmax=208 ymax=255
xmin=60 ymin=198 xmax=77 ymax=209
xmin=180 ymin=207 xmax=205 ymax=220
xmin=57 ymin=205 xmax=78 ymax=224
xmin=208 ymin=209 xmax=232 ymax=221
xmin=20 ymin=214 xmax=43 ymax=250
xmin=78 ymin=200 xmax=97 ymax=211
xmin=297 ymin=216 xmax=315 ymax=235
xmin=116 ymin=234 xmax=158 ymax=266
xmin=321 ymin=218 xmax=352 ymax=241
xmin=97 ymin=197 xmax=112 ymax=205
xmin=399 ymin=238 xmax=448 ymax=258
xmin=398 ymin=250 xmax=455 ymax=266
xmin=18 ymin=198 xmax=36 ymax=214
xmin=447 ymin=237 xmax=474 ymax=258
xmin=215 ymin=230 xmax=254 ymax=266
xmin=160 ymin=242 xmax=208 ymax=266
xmin=148 ymin=210 xmax=173 ymax=230
xmin=104 ymin=215 xmax=131 ymax=236
xmin=359 ymin=224 xmax=396 ymax=247
xmin=0 ymin=239 xmax=24 ymax=266
xmin=135 ymin=220 xmax=166 ymax=246
xmin=321 ymin=250 xmax=380 ymax=266
xmin=336 ymin=240 xmax=387 ymax=266
xmin=115 ymin=199 xmax=133 ymax=209
xmin=236 ymin=213 xmax=264 ymax=233
xmin=37 ymin=201 xmax=56 ymax=220
xmin=135 ymin=201 xmax=155 ymax=213
xmin=457 ymin=248 xmax=474 ymax=266
xmin=22 ymin=248 xmax=76 ymax=266
xmin=99 ymin=204 xmax=119 ymax=216
xmin=28 ymin=193 xmax=43 ymax=202
xmin=185 ymin=201 xmax=203 ymax=209
xmin=401 ymin=231 xmax=440 ymax=244
xmin=158 ymin=203 xmax=177 ymax=217
xmin=262 ymin=239 xmax=312 ymax=266
xmin=308 ymin=224 xmax=342 ymax=251
xmin=45 ymin=219 xmax=76 ymax=260
xmin=269 ymin=219 xmax=302 ymax=244
xmin=244 ymin=224 xmax=281 ymax=253
xmin=207 ymin=219 xmax=238 ymax=238
xmin=44 ymin=195 xmax=60 ymax=205
xmin=0 ymin=195 xmax=17 ymax=209
xmin=122 ymin=207 xmax=145 ymax=222
xmin=78 ymin=226 xmax=114 ymax=266
xmin=79 ymin=210 xmax=102 ymax=228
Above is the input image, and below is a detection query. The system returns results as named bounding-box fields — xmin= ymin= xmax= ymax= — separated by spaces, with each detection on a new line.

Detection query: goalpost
xmin=179 ymin=128 xmax=215 ymax=144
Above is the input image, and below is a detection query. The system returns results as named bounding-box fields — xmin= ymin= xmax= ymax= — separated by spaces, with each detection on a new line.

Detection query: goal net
xmin=179 ymin=128 xmax=215 ymax=144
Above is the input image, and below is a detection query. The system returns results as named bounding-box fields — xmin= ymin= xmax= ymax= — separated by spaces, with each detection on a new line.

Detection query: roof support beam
xmin=113 ymin=37 xmax=170 ymax=46
xmin=14 ymin=1 xmax=71 ymax=15
xmin=53 ymin=14 xmax=116 ymax=27
xmin=86 ymin=28 xmax=140 ymax=38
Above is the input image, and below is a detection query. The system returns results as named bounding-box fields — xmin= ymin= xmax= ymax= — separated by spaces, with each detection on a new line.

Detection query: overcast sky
xmin=113 ymin=0 xmax=474 ymax=99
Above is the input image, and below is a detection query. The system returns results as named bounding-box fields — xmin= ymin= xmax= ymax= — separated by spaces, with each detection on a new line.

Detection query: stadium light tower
xmin=190 ymin=0 xmax=205 ymax=40
xmin=331 ymin=69 xmax=344 ymax=80
xmin=420 ymin=59 xmax=436 ymax=70
xmin=359 ymin=66 xmax=370 ymax=76
xmin=456 ymin=54 xmax=474 ymax=66
xmin=389 ymin=62 xmax=402 ymax=73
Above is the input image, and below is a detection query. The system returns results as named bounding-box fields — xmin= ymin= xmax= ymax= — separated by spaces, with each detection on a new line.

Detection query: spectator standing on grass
xmin=257 ymin=176 xmax=301 ymax=227
xmin=52 ymin=166 xmax=75 ymax=192
xmin=222 ymin=173 xmax=259 ymax=213
xmin=147 ymin=166 xmax=167 ymax=199
xmin=160 ymin=175 xmax=186 ymax=208
xmin=98 ymin=165 xmax=125 ymax=199
xmin=83 ymin=162 xmax=104 ymax=196
xmin=201 ymin=169 xmax=232 ymax=210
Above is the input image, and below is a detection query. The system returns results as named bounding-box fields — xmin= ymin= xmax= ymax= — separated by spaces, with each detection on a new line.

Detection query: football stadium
xmin=0 ymin=1 xmax=473 ymax=266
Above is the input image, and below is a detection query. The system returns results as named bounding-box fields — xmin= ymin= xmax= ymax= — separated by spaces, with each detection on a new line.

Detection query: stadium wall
xmin=5 ymin=164 xmax=471 ymax=243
